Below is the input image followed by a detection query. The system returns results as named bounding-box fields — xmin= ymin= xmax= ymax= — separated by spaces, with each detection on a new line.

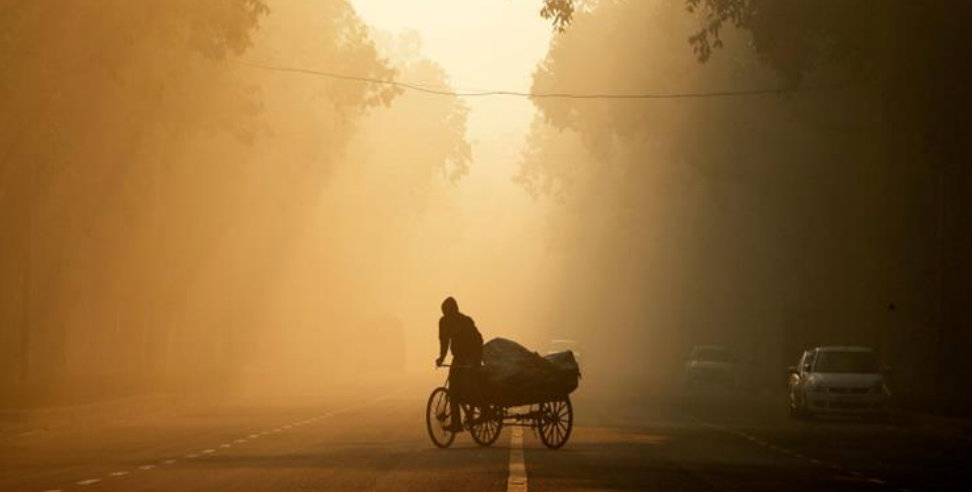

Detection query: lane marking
xmin=49 ymin=390 xmax=409 ymax=492
xmin=691 ymin=414 xmax=898 ymax=490
xmin=507 ymin=427 xmax=527 ymax=492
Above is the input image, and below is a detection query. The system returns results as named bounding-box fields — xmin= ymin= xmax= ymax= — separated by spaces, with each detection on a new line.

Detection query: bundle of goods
xmin=473 ymin=338 xmax=580 ymax=406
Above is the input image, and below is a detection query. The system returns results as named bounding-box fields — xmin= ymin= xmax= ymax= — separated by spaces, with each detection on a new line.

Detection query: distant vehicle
xmin=788 ymin=346 xmax=891 ymax=421
xmin=684 ymin=345 xmax=736 ymax=390
xmin=546 ymin=339 xmax=581 ymax=364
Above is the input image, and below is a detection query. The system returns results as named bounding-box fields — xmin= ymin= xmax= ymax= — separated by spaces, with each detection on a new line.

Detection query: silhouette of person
xmin=436 ymin=296 xmax=483 ymax=431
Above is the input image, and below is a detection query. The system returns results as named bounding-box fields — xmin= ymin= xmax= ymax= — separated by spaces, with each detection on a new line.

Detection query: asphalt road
xmin=1 ymin=374 xmax=969 ymax=492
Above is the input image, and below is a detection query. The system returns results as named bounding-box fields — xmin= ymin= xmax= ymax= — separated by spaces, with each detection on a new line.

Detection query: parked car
xmin=684 ymin=345 xmax=736 ymax=390
xmin=788 ymin=346 xmax=891 ymax=421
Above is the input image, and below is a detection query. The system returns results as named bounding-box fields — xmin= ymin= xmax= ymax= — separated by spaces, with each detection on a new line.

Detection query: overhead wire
xmin=231 ymin=58 xmax=852 ymax=100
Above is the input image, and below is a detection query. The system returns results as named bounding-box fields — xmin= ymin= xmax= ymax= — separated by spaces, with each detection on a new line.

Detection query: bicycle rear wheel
xmin=468 ymin=404 xmax=503 ymax=446
xmin=537 ymin=397 xmax=573 ymax=449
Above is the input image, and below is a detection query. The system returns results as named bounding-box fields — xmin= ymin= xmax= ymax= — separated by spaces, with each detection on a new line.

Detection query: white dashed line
xmin=186 ymin=453 xmax=199 ymax=459
xmin=219 ymin=443 xmax=231 ymax=448
xmin=692 ymin=415 xmax=898 ymax=490
xmin=507 ymin=426 xmax=527 ymax=492
xmin=138 ymin=464 xmax=156 ymax=470
xmin=162 ymin=459 xmax=177 ymax=465
xmin=76 ymin=479 xmax=101 ymax=486
xmin=202 ymin=449 xmax=215 ymax=454
xmin=234 ymin=438 xmax=247 ymax=443
xmin=248 ymin=434 xmax=259 ymax=438
xmin=108 ymin=471 xmax=129 ymax=477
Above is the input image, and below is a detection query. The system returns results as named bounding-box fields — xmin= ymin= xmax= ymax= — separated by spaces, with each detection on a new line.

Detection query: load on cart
xmin=426 ymin=337 xmax=581 ymax=449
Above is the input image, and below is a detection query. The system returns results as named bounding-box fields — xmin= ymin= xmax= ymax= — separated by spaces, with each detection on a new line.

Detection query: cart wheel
xmin=468 ymin=404 xmax=503 ymax=447
xmin=426 ymin=387 xmax=456 ymax=448
xmin=537 ymin=397 xmax=573 ymax=449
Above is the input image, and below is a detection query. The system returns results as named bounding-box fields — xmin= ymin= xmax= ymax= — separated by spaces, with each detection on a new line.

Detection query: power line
xmin=232 ymin=59 xmax=851 ymax=99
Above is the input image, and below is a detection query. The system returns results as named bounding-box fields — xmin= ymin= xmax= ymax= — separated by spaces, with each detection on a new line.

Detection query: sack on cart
xmin=478 ymin=337 xmax=580 ymax=406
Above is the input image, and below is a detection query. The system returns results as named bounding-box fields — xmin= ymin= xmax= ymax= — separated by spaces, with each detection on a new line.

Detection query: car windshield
xmin=692 ymin=348 xmax=731 ymax=362
xmin=813 ymin=351 xmax=878 ymax=373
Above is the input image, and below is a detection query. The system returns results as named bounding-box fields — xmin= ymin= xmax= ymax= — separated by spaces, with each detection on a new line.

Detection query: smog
xmin=1 ymin=1 xmax=968 ymax=491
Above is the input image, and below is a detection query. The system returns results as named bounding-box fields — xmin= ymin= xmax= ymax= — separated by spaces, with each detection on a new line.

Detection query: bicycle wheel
xmin=537 ymin=397 xmax=573 ymax=449
xmin=468 ymin=404 xmax=503 ymax=447
xmin=426 ymin=387 xmax=456 ymax=448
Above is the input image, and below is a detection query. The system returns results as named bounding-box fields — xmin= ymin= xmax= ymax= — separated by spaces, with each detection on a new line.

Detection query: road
xmin=1 ymin=374 xmax=969 ymax=492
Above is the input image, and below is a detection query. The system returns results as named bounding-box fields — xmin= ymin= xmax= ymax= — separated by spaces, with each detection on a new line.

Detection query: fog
xmin=1 ymin=0 xmax=968 ymax=416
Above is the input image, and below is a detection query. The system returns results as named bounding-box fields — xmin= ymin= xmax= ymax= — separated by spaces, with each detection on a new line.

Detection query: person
xmin=435 ymin=296 xmax=484 ymax=432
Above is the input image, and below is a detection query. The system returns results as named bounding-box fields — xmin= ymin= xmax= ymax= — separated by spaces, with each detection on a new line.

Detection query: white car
xmin=684 ymin=345 xmax=736 ymax=389
xmin=788 ymin=346 xmax=891 ymax=421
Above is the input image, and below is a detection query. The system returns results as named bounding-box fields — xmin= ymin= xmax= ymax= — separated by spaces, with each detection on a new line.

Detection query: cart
xmin=425 ymin=364 xmax=574 ymax=449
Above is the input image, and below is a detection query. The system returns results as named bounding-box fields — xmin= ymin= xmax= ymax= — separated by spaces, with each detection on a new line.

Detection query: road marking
xmin=186 ymin=453 xmax=199 ymax=458
xmin=691 ymin=414 xmax=899 ymax=490
xmin=507 ymin=427 xmax=527 ymax=492
xmin=138 ymin=464 xmax=156 ymax=470
xmin=219 ymin=443 xmax=231 ymax=448
xmin=248 ymin=434 xmax=259 ymax=438
xmin=162 ymin=459 xmax=176 ymax=465
xmin=202 ymin=449 xmax=215 ymax=454
xmin=76 ymin=479 xmax=101 ymax=486
xmin=108 ymin=471 xmax=129 ymax=477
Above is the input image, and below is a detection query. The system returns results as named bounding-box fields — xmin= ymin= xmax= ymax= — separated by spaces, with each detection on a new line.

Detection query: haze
xmin=1 ymin=0 xmax=968 ymax=448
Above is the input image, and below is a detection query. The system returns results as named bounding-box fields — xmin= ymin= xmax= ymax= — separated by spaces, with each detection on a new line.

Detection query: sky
xmin=350 ymin=0 xmax=552 ymax=158
xmin=349 ymin=0 xmax=559 ymax=359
